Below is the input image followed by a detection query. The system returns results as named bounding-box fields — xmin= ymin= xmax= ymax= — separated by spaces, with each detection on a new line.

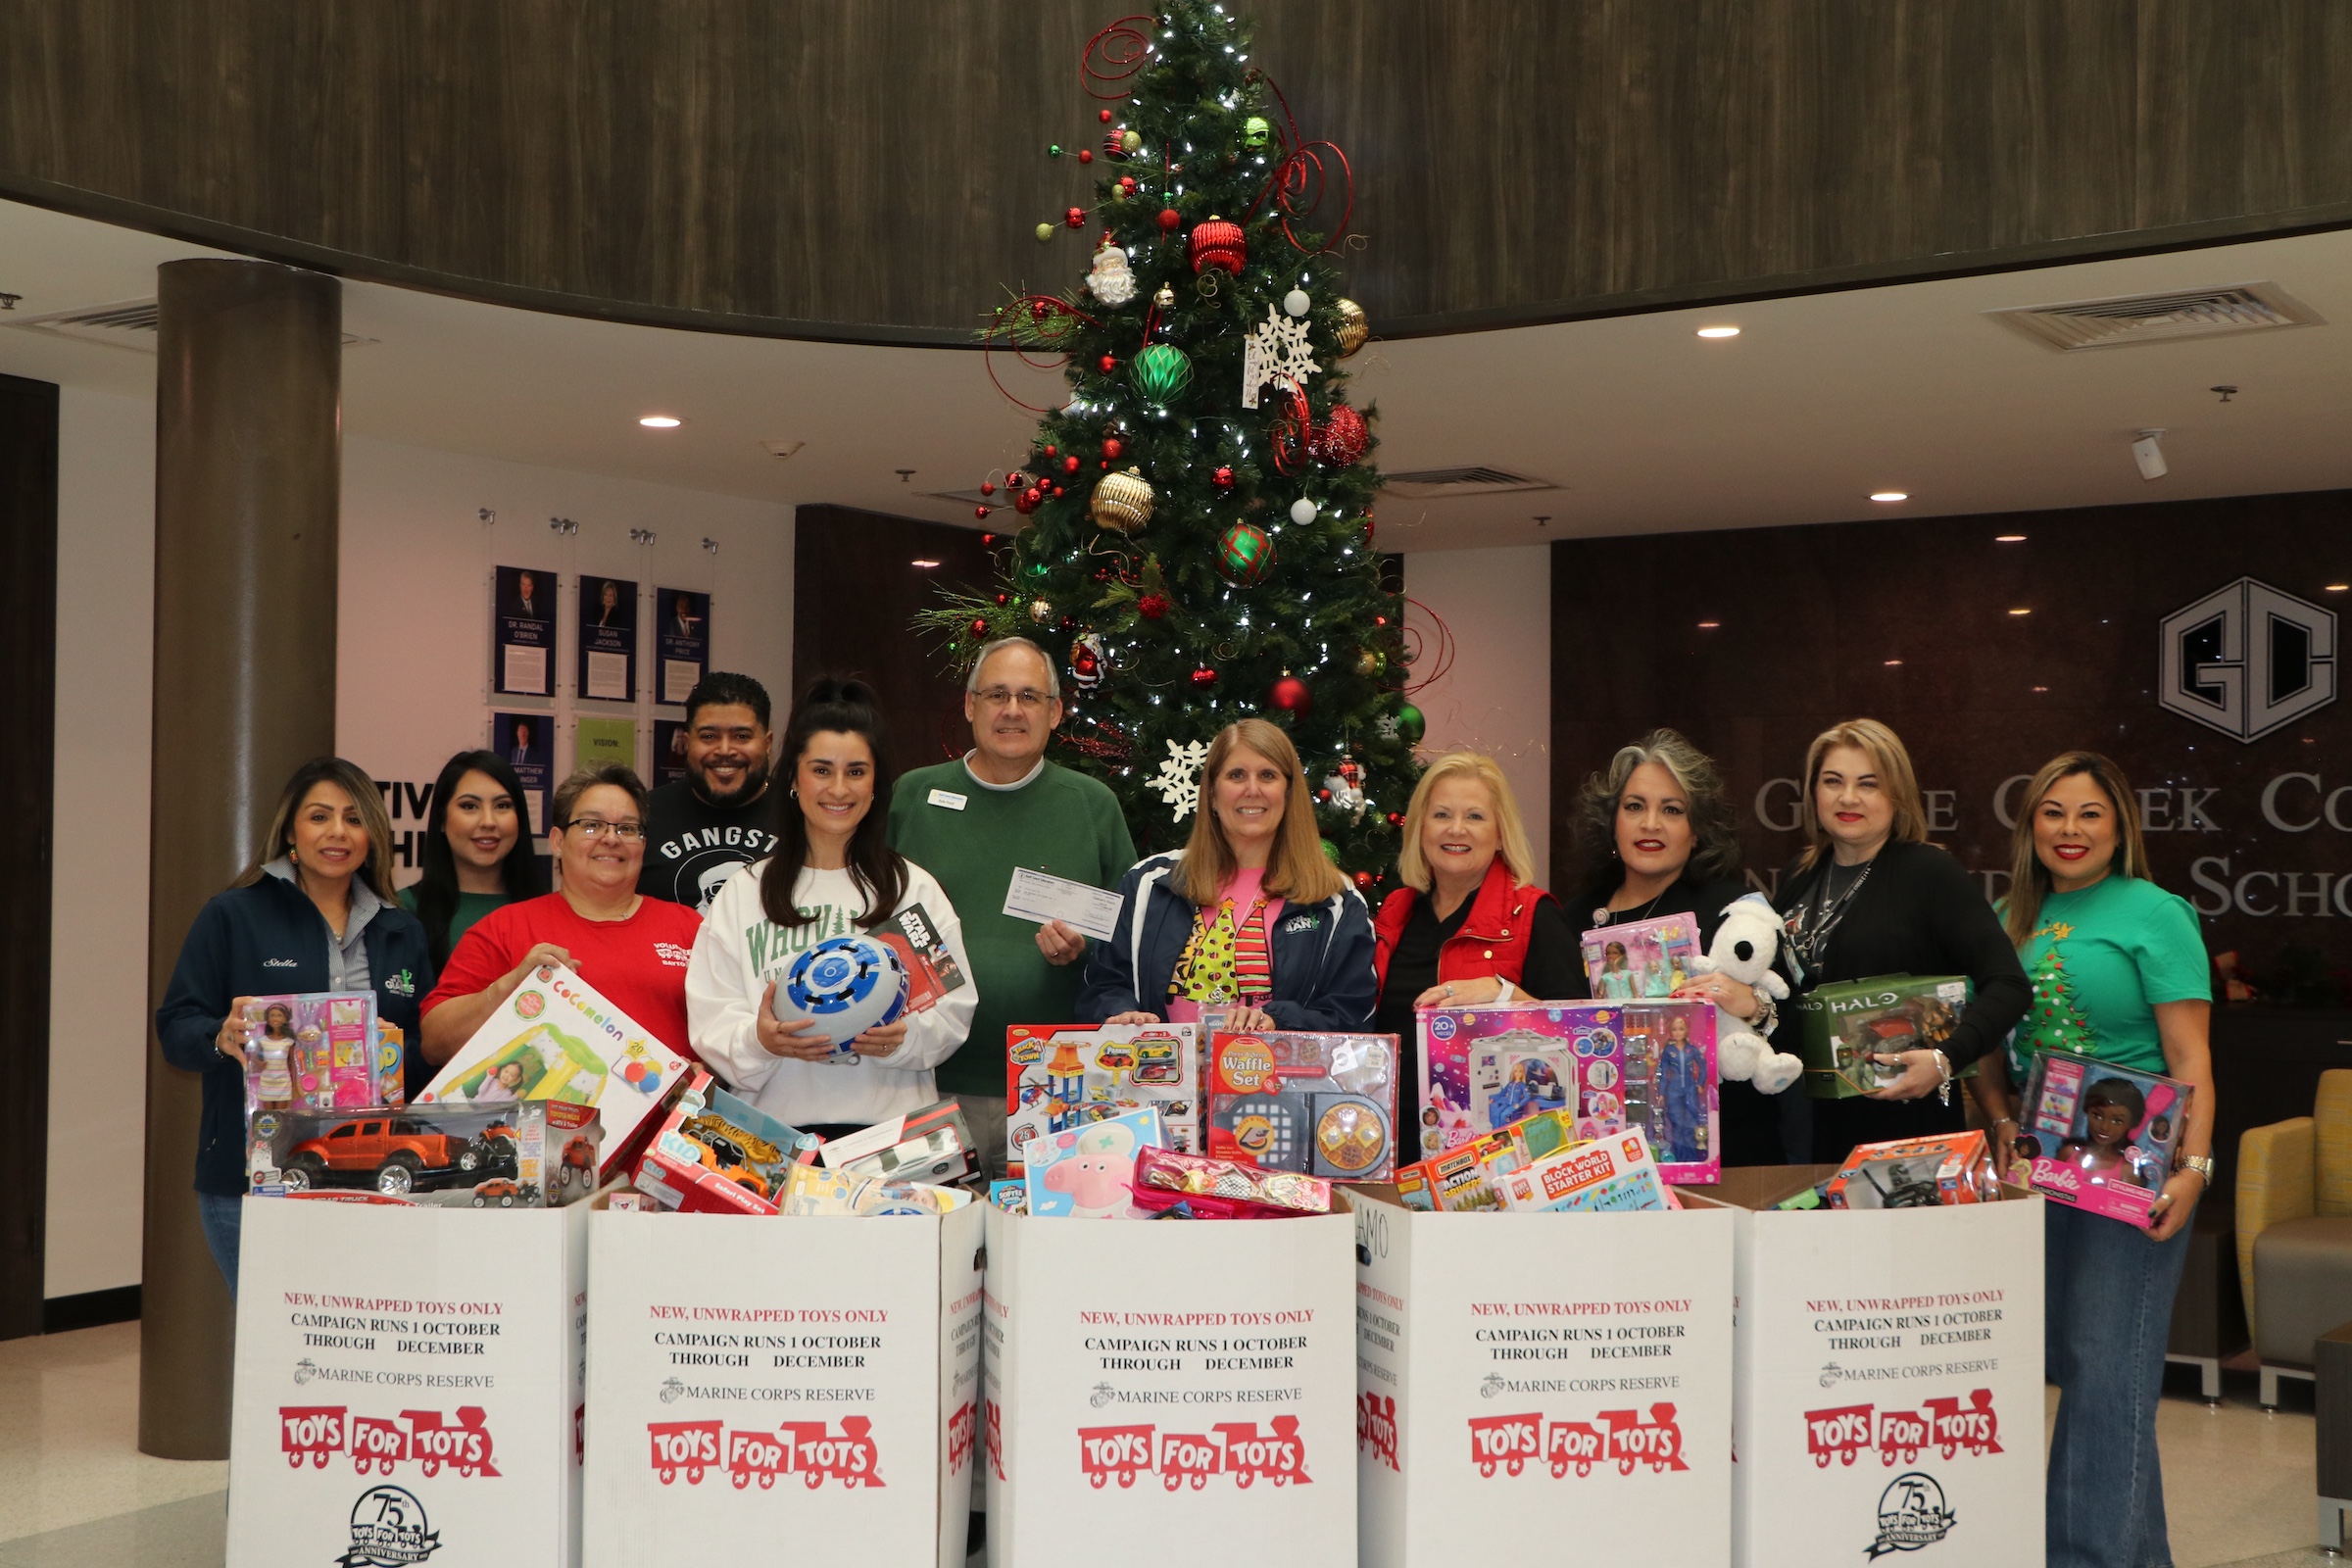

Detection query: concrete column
xmin=140 ymin=260 xmax=340 ymax=1459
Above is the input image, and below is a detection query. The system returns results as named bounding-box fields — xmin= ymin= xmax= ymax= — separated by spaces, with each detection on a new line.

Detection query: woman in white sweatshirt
xmin=687 ymin=678 xmax=976 ymax=1138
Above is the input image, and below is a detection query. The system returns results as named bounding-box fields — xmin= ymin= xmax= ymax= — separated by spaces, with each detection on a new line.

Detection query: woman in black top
xmin=1563 ymin=729 xmax=1800 ymax=1165
xmin=1772 ymin=719 xmax=2031 ymax=1161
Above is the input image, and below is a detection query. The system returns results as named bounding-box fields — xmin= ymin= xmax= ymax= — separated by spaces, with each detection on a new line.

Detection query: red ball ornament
xmin=1062 ymin=455 xmax=1081 ymax=474
xmin=980 ymin=479 xmax=997 ymax=495
xmin=1051 ymin=485 xmax=1064 ymax=498
xmin=1387 ymin=811 xmax=1405 ymax=826
xmin=1065 ymin=207 xmax=1087 ymax=229
xmin=1042 ymin=445 xmax=1057 ymax=458
xmin=1006 ymin=470 xmax=1027 ymax=490
xmin=1099 ymin=354 xmax=1118 ymax=373
xmin=1100 ymin=109 xmax=1114 ymax=123
xmin=1137 ymin=593 xmax=1169 ymax=620
xmin=1078 ymin=148 xmax=1094 ymax=164
xmin=1119 ymin=175 xmax=1138 ymax=192
xmin=1212 ymin=466 xmax=1235 ymax=490
xmin=1269 ymin=675 xmax=1313 ymax=717
xmin=982 ymin=534 xmax=998 ymax=546
xmin=1353 ymin=870 xmax=1376 ymax=891
xmin=994 ymin=593 xmax=1010 ymax=606
xmin=1190 ymin=664 xmax=1218 ymax=689
xmin=1188 ymin=217 xmax=1247 ymax=276
xmin=1157 ymin=207 xmax=1183 ymax=231
xmin=1102 ymin=437 xmax=1123 ymax=460
xmin=969 ymin=618 xmax=990 ymax=637
xmin=1314 ymin=405 xmax=1370 ymax=466
xmin=1016 ymin=489 xmax=1042 ymax=514
xmin=973 ymin=506 xmax=991 ymax=520
xmin=1317 ymin=788 xmax=1332 ymax=802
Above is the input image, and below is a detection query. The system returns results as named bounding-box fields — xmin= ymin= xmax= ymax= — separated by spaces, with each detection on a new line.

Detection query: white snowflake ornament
xmin=1241 ymin=303 xmax=1319 ymax=409
xmin=1086 ymin=245 xmax=1138 ymax=307
xmin=1150 ymin=738 xmax=1211 ymax=823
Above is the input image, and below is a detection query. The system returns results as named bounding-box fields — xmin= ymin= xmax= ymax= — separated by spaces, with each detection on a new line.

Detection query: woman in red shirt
xmin=421 ymin=764 xmax=705 ymax=1063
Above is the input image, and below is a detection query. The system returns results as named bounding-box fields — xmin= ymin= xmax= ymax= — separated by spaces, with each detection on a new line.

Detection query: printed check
xmin=1002 ymin=866 xmax=1123 ymax=942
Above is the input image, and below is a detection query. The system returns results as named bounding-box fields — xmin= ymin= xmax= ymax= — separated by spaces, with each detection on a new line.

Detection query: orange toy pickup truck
xmin=281 ymin=1116 xmax=515 ymax=1197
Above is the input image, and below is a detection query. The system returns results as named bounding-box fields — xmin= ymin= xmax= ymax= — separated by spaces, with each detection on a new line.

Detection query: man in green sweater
xmin=888 ymin=637 xmax=1136 ymax=1174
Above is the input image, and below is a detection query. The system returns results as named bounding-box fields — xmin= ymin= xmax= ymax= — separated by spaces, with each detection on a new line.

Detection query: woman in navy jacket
xmin=156 ymin=758 xmax=433 ymax=1295
xmin=1077 ymin=719 xmax=1376 ymax=1033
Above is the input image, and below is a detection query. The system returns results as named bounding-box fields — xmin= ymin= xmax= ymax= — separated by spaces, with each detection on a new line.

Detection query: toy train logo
xmin=1465 ymin=1403 xmax=1688 ymax=1479
xmin=1804 ymin=1390 xmax=2002 ymax=1468
xmin=1356 ymin=1393 xmax=1399 ymax=1472
xmin=278 ymin=1405 xmax=499 ymax=1479
xmin=946 ymin=1400 xmax=977 ymax=1477
xmin=1075 ymin=1417 xmax=1310 ymax=1491
xmin=645 ymin=1417 xmax=884 ymax=1490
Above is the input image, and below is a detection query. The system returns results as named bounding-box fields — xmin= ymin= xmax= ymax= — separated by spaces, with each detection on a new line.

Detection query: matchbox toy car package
xmin=1004 ymin=1022 xmax=1199 ymax=1167
xmin=246 ymin=1100 xmax=602 ymax=1207
xmin=1206 ymin=1029 xmax=1398 ymax=1182
xmin=2019 ymin=1049 xmax=2189 ymax=1229
xmin=633 ymin=1070 xmax=818 ymax=1215
xmin=238 ymin=991 xmax=404 ymax=1115
xmin=1823 ymin=1131 xmax=1997 ymax=1210
xmin=417 ymin=961 xmax=689 ymax=1178
xmin=818 ymin=1098 xmax=977 ymax=1184
xmin=1790 ymin=973 xmax=1974 ymax=1099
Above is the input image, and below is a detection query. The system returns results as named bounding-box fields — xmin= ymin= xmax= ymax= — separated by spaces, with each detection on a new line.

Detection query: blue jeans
xmin=198 ymin=1191 xmax=243 ymax=1298
xmin=2045 ymin=1200 xmax=2194 ymax=1568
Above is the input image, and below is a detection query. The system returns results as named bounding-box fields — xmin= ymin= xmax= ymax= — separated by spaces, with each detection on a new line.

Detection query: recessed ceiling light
xmin=2009 ymin=608 xmax=2032 ymax=616
xmin=1995 ymin=533 xmax=2027 ymax=543
xmin=2032 ymin=685 xmax=2049 ymax=693
xmin=1696 ymin=620 xmax=1721 ymax=629
xmin=910 ymin=559 xmax=940 ymax=568
xmin=1870 ymin=491 xmax=1909 ymax=503
xmin=2327 ymin=582 xmax=2350 ymax=592
xmin=638 ymin=415 xmax=682 ymax=428
xmin=1884 ymin=660 xmax=1903 ymax=666
xmin=1695 ymin=325 xmax=1740 ymax=339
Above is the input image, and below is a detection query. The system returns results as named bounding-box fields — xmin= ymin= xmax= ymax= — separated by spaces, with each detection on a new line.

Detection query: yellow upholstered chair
xmin=2238 ymin=1069 xmax=2352 ymax=1406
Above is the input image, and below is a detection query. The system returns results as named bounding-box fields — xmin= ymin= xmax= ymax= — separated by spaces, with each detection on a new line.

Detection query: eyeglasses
xmin=561 ymin=817 xmax=645 ymax=841
xmin=975 ymin=686 xmax=1054 ymax=710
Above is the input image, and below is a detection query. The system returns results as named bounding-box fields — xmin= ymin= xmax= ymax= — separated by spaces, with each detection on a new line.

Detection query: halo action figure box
xmin=1791 ymin=974 xmax=1974 ymax=1100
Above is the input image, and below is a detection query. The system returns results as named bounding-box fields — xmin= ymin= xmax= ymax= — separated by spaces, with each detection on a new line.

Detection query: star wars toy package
xmin=1579 ymin=910 xmax=1702 ymax=1000
xmin=1004 ymin=1022 xmax=1199 ymax=1166
xmin=247 ymin=1100 xmax=602 ymax=1207
xmin=418 ymin=961 xmax=689 ymax=1178
xmin=238 ymin=992 xmax=404 ymax=1116
xmin=633 ymin=1069 xmax=817 ymax=1216
xmin=1206 ymin=1029 xmax=1398 ymax=1182
xmin=1791 ymin=973 xmax=1974 ymax=1099
xmin=2020 ymin=1049 xmax=2190 ymax=1229
xmin=1021 ymin=1105 xmax=1167 ymax=1218
xmin=1418 ymin=1001 xmax=1719 ymax=1184
xmin=1823 ymin=1131 xmax=1995 ymax=1210
xmin=773 ymin=904 xmax=970 ymax=1063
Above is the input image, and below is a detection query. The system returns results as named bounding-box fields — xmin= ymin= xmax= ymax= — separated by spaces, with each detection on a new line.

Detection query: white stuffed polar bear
xmin=1687 ymin=894 xmax=1804 ymax=1095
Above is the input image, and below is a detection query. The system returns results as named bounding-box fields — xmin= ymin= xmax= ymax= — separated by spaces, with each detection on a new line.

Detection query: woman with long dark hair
xmin=401 ymin=750 xmax=548 ymax=980
xmin=156 ymin=757 xmax=434 ymax=1293
xmin=687 ymin=677 xmax=976 ymax=1139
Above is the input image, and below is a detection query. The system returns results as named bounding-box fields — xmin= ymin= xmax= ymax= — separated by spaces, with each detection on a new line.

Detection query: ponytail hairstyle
xmin=760 ymin=676 xmax=907 ymax=929
xmin=412 ymin=750 xmax=549 ymax=967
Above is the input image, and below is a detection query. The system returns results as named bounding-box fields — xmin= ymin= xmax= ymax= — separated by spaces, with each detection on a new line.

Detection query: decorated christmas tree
xmin=919 ymin=1 xmax=1420 ymax=893
xmin=2025 ymin=927 xmax=2096 ymax=1054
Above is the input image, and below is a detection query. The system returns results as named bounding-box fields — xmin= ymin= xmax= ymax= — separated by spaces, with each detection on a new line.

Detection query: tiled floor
xmin=0 ymin=1324 xmax=2326 ymax=1566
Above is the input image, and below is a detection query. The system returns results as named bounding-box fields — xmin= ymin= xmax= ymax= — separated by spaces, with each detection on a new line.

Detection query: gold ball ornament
xmin=1089 ymin=467 xmax=1156 ymax=534
xmin=1152 ymin=284 xmax=1176 ymax=311
xmin=1029 ymin=598 xmax=1054 ymax=624
xmin=1354 ymin=648 xmax=1386 ymax=676
xmin=1335 ymin=298 xmax=1369 ymax=357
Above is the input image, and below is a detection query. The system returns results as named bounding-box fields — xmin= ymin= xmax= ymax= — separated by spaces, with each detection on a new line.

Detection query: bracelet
xmin=1932 ymin=1049 xmax=1953 ymax=1107
xmin=1748 ymin=994 xmax=1779 ymax=1038
xmin=1991 ymin=1115 xmax=2018 ymax=1130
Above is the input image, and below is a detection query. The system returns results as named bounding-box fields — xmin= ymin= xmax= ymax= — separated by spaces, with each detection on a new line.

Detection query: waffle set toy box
xmin=247 ymin=1100 xmax=601 ymax=1206
xmin=238 ymin=992 xmax=404 ymax=1114
xmin=2020 ymin=1049 xmax=2189 ymax=1229
xmin=1418 ymin=1001 xmax=1719 ymax=1184
xmin=1791 ymin=973 xmax=1974 ymax=1099
xmin=1579 ymin=911 xmax=1702 ymax=1001
xmin=1004 ymin=1022 xmax=1198 ymax=1165
xmin=1823 ymin=1131 xmax=1996 ymax=1210
xmin=1206 ymin=1029 xmax=1399 ymax=1182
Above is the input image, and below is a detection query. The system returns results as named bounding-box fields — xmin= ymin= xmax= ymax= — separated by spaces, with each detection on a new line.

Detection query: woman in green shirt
xmin=1977 ymin=752 xmax=2215 ymax=1568
xmin=401 ymin=750 xmax=549 ymax=1078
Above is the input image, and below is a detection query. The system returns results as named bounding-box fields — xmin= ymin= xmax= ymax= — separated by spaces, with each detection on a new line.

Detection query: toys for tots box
xmin=1350 ymin=1191 xmax=1734 ymax=1568
xmin=1717 ymin=1169 xmax=2044 ymax=1568
xmin=982 ymin=1203 xmax=1357 ymax=1567
xmin=580 ymin=1203 xmax=985 ymax=1568
xmin=228 ymin=1198 xmax=589 ymax=1568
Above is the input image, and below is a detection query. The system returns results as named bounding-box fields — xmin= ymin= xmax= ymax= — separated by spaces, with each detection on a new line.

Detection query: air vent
xmin=5 ymin=298 xmax=375 ymax=353
xmin=1986 ymin=281 xmax=2321 ymax=352
xmin=1380 ymin=466 xmax=1557 ymax=499
xmin=922 ymin=488 xmax=998 ymax=508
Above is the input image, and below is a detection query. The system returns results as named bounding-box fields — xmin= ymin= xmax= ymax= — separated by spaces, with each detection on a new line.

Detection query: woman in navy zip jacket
xmin=1077 ymin=719 xmax=1376 ymax=1033
xmin=157 ymin=758 xmax=434 ymax=1295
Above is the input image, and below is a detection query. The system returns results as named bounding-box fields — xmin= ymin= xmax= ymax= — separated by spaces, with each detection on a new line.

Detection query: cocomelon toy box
xmin=417 ymin=962 xmax=689 ymax=1179
xmin=1791 ymin=973 xmax=1974 ymax=1099
xmin=1004 ymin=1022 xmax=1199 ymax=1166
xmin=1418 ymin=1001 xmax=1719 ymax=1184
xmin=1579 ymin=911 xmax=1702 ymax=1001
xmin=1022 ymin=1104 xmax=1168 ymax=1219
xmin=2020 ymin=1049 xmax=2190 ymax=1230
xmin=238 ymin=992 xmax=403 ymax=1116
xmin=1206 ymin=1029 xmax=1399 ymax=1182
xmin=247 ymin=1100 xmax=602 ymax=1206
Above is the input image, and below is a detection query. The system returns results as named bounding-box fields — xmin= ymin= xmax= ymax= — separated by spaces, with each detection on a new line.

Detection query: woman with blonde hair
xmin=1770 ymin=718 xmax=2030 ymax=1158
xmin=1566 ymin=728 xmax=1801 ymax=1164
xmin=1079 ymin=718 xmax=1375 ymax=1033
xmin=1370 ymin=752 xmax=1580 ymax=1094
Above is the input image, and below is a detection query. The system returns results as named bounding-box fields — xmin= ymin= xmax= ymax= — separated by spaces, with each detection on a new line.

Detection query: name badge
xmin=928 ymin=789 xmax=968 ymax=810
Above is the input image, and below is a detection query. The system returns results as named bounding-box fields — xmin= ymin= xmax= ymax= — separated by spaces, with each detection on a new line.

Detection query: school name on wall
xmin=1749 ymin=771 xmax=2352 ymax=918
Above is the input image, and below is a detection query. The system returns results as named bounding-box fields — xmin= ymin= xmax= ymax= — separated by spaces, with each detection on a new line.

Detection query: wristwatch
xmin=2178 ymin=1152 xmax=2216 ymax=1184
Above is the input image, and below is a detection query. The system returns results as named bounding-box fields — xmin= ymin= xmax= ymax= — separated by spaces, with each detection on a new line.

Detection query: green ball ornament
xmin=1048 ymin=143 xmax=1063 ymax=157
xmin=1216 ymin=521 xmax=1275 ymax=586
xmin=1396 ymin=703 xmax=1426 ymax=744
xmin=1034 ymin=222 xmax=1054 ymax=242
xmin=1130 ymin=343 xmax=1195 ymax=403
xmin=1320 ymin=838 xmax=1340 ymax=862
xmin=1243 ymin=116 xmax=1272 ymax=150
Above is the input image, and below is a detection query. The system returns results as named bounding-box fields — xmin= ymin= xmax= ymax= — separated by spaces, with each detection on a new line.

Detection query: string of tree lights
xmin=916 ymin=1 xmax=1424 ymax=890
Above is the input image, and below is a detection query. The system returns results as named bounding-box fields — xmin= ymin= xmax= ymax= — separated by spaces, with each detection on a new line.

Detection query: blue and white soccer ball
xmin=777 ymin=934 xmax=910 ymax=1052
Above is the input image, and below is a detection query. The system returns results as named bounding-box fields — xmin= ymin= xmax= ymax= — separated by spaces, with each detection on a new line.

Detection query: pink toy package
xmin=2020 ymin=1049 xmax=2189 ymax=1230
xmin=1417 ymin=1001 xmax=1719 ymax=1185
xmin=241 ymin=992 xmax=400 ymax=1117
xmin=1579 ymin=911 xmax=1702 ymax=1002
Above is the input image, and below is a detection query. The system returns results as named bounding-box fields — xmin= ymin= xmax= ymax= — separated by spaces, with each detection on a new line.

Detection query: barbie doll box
xmin=1349 ymin=1182 xmax=1733 ymax=1567
xmin=1790 ymin=973 xmax=1973 ymax=1100
xmin=981 ymin=1196 xmax=1357 ymax=1565
xmin=1579 ymin=910 xmax=1703 ymax=1000
xmin=1418 ymin=1001 xmax=1719 ymax=1185
xmin=238 ymin=991 xmax=403 ymax=1119
xmin=1004 ymin=1021 xmax=1200 ymax=1168
xmin=581 ymin=1183 xmax=985 ymax=1567
xmin=418 ymin=962 xmax=690 ymax=1180
xmin=2020 ymin=1048 xmax=2189 ymax=1230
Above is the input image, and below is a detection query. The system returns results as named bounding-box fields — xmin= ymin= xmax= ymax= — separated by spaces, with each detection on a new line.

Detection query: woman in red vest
xmin=1372 ymin=753 xmax=1583 ymax=1102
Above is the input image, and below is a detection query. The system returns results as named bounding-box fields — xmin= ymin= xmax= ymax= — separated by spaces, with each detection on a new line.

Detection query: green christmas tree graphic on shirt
xmin=2029 ymin=921 xmax=2098 ymax=1056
